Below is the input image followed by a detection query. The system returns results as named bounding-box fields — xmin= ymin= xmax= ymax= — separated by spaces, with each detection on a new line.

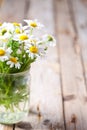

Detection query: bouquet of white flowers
xmin=0 ymin=19 xmax=56 ymax=73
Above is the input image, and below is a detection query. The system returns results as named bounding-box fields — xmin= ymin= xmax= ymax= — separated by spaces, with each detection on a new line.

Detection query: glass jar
xmin=0 ymin=70 xmax=30 ymax=124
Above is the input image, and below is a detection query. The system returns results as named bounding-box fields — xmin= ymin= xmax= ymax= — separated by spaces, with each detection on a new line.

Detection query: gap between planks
xmin=53 ymin=0 xmax=66 ymax=129
xmin=55 ymin=0 xmax=87 ymax=130
xmin=67 ymin=0 xmax=87 ymax=91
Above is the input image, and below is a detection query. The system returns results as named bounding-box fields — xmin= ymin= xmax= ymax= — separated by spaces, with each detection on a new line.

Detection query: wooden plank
xmin=70 ymin=0 xmax=87 ymax=89
xmin=56 ymin=0 xmax=87 ymax=130
xmin=0 ymin=0 xmax=27 ymax=22
xmin=15 ymin=0 xmax=65 ymax=130
xmin=0 ymin=125 xmax=13 ymax=130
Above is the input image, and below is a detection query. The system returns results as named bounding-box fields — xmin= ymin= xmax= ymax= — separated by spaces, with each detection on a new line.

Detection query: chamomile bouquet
xmin=0 ymin=19 xmax=56 ymax=73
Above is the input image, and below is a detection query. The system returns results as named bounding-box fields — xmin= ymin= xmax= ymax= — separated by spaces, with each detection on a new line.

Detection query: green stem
xmin=30 ymin=28 xmax=33 ymax=35
xmin=20 ymin=59 xmax=30 ymax=72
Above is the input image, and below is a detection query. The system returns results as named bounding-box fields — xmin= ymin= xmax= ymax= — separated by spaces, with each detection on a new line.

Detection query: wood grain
xmin=56 ymin=0 xmax=87 ymax=130
xmin=15 ymin=0 xmax=64 ymax=130
xmin=0 ymin=0 xmax=86 ymax=129
xmin=0 ymin=125 xmax=13 ymax=130
xmin=71 ymin=0 xmax=87 ymax=90
xmin=0 ymin=0 xmax=26 ymax=22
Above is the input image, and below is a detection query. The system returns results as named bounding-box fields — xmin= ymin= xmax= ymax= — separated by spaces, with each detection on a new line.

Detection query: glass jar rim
xmin=0 ymin=69 xmax=30 ymax=76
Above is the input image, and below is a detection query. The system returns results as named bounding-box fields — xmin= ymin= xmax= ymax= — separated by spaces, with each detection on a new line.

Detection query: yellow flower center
xmin=1 ymin=29 xmax=7 ymax=35
xmin=29 ymin=22 xmax=37 ymax=27
xmin=19 ymin=35 xmax=28 ymax=40
xmin=22 ymin=30 xmax=24 ymax=33
xmin=47 ymin=35 xmax=53 ymax=41
xmin=10 ymin=57 xmax=17 ymax=63
xmin=15 ymin=28 xmax=21 ymax=34
xmin=29 ymin=46 xmax=38 ymax=53
xmin=13 ymin=22 xmax=20 ymax=26
xmin=29 ymin=39 xmax=37 ymax=43
xmin=0 ymin=23 xmax=2 ymax=26
xmin=0 ymin=49 xmax=5 ymax=56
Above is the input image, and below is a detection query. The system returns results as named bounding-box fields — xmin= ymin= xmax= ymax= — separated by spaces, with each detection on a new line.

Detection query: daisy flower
xmin=24 ymin=19 xmax=44 ymax=29
xmin=12 ymin=22 xmax=21 ymax=27
xmin=13 ymin=23 xmax=23 ymax=34
xmin=42 ymin=34 xmax=56 ymax=47
xmin=13 ymin=33 xmax=29 ymax=43
xmin=0 ymin=31 xmax=12 ymax=47
xmin=0 ymin=47 xmax=12 ymax=62
xmin=24 ymin=42 xmax=46 ymax=59
xmin=0 ymin=31 xmax=11 ymax=40
xmin=0 ymin=23 xmax=15 ymax=43
xmin=0 ymin=22 xmax=15 ymax=33
xmin=7 ymin=57 xmax=21 ymax=69
xmin=28 ymin=35 xmax=40 ymax=44
xmin=15 ymin=27 xmax=23 ymax=34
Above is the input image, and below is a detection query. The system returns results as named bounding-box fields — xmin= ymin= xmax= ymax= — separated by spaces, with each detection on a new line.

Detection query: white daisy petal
xmin=0 ymin=47 xmax=12 ymax=62
xmin=7 ymin=57 xmax=21 ymax=69
xmin=42 ymin=34 xmax=56 ymax=47
xmin=24 ymin=19 xmax=44 ymax=29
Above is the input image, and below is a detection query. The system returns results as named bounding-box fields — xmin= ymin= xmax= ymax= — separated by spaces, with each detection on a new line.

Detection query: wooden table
xmin=0 ymin=0 xmax=87 ymax=129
